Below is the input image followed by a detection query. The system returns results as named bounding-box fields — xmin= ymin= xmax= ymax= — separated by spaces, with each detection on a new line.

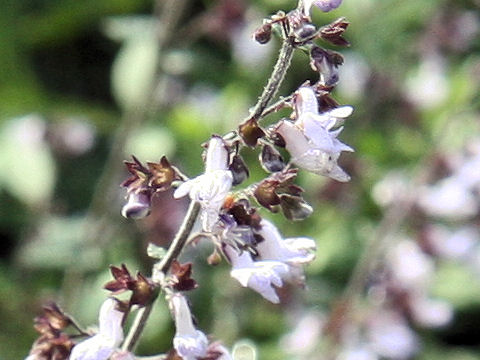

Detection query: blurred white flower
xmin=276 ymin=87 xmax=353 ymax=182
xmin=453 ymin=151 xmax=480 ymax=191
xmin=231 ymin=13 xmax=273 ymax=69
xmin=418 ymin=177 xmax=478 ymax=220
xmin=51 ymin=118 xmax=96 ymax=156
xmin=170 ymin=293 xmax=209 ymax=360
xmin=405 ymin=54 xmax=448 ymax=110
xmin=226 ymin=245 xmax=289 ymax=303
xmin=371 ymin=171 xmax=410 ymax=207
xmin=256 ymin=219 xmax=316 ymax=266
xmin=386 ymin=240 xmax=433 ymax=291
xmin=367 ymin=310 xmax=418 ymax=360
xmin=337 ymin=52 xmax=371 ymax=100
xmin=70 ymin=299 xmax=124 ymax=360
xmin=425 ymin=225 xmax=478 ymax=260
xmin=280 ymin=311 xmax=324 ymax=356
xmin=338 ymin=346 xmax=378 ymax=360
xmin=409 ymin=297 xmax=453 ymax=328
xmin=174 ymin=136 xmax=233 ymax=231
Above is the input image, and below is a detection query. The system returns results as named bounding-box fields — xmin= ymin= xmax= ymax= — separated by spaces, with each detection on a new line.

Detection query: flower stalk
xmin=121 ymin=201 xmax=201 ymax=352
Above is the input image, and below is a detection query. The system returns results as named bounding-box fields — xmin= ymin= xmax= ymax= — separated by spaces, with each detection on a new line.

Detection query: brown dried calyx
xmin=169 ymin=260 xmax=198 ymax=292
xmin=27 ymin=303 xmax=76 ymax=360
xmin=319 ymin=17 xmax=350 ymax=47
xmin=239 ymin=118 xmax=266 ymax=147
xmin=121 ymin=156 xmax=182 ymax=219
xmin=253 ymin=168 xmax=313 ymax=221
xmin=122 ymin=155 xmax=180 ymax=193
xmin=104 ymin=264 xmax=155 ymax=307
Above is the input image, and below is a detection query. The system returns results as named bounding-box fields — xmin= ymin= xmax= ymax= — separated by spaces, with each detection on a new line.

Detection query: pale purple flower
xmin=276 ymin=87 xmax=353 ymax=182
xmin=174 ymin=136 xmax=233 ymax=231
xmin=225 ymin=245 xmax=289 ymax=303
xmin=169 ymin=293 xmax=209 ymax=360
xmin=69 ymin=299 xmax=124 ymax=360
xmin=303 ymin=0 xmax=343 ymax=16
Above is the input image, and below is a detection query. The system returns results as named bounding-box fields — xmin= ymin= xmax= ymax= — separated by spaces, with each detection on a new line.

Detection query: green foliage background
xmin=0 ymin=0 xmax=479 ymax=359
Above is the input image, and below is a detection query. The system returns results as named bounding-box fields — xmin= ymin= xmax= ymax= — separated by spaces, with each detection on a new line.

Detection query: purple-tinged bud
xmin=311 ymin=0 xmax=343 ymax=13
xmin=260 ymin=144 xmax=285 ymax=173
xmin=310 ymin=47 xmax=343 ymax=87
xmin=254 ymin=23 xmax=272 ymax=44
xmin=121 ymin=191 xmax=151 ymax=219
xmin=229 ymin=154 xmax=250 ymax=186
xmin=279 ymin=194 xmax=313 ymax=221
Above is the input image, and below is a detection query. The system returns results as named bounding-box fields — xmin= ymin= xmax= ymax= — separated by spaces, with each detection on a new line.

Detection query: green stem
xmin=247 ymin=38 xmax=295 ymax=122
xmin=121 ymin=201 xmax=201 ymax=352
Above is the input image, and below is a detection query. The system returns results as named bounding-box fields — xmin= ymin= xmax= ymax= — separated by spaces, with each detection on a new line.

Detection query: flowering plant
xmin=22 ymin=0 xmax=477 ymax=359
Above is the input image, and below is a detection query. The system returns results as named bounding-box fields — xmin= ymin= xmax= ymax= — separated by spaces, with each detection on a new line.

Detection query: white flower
xmin=170 ymin=294 xmax=209 ymax=360
xmin=256 ymin=219 xmax=316 ymax=266
xmin=276 ymin=87 xmax=353 ymax=182
xmin=174 ymin=136 xmax=233 ymax=231
xmin=70 ymin=299 xmax=124 ymax=360
xmin=225 ymin=245 xmax=289 ymax=303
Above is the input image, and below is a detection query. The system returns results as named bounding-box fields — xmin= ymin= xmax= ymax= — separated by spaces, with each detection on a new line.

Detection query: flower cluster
xmin=225 ymin=218 xmax=316 ymax=303
xmin=276 ymin=86 xmax=353 ymax=182
xmin=26 ymin=0 xmax=356 ymax=359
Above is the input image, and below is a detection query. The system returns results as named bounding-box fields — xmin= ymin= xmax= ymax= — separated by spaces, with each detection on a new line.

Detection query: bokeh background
xmin=1 ymin=0 xmax=480 ymax=359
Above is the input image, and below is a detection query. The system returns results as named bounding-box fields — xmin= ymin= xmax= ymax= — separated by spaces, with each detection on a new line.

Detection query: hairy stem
xmin=121 ymin=201 xmax=201 ymax=352
xmin=246 ymin=38 xmax=295 ymax=122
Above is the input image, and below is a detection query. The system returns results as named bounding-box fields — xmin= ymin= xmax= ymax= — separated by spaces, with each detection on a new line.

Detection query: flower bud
xmin=260 ymin=144 xmax=285 ymax=173
xmin=279 ymin=194 xmax=313 ymax=221
xmin=205 ymin=135 xmax=229 ymax=172
xmin=229 ymin=154 xmax=250 ymax=186
xmin=253 ymin=23 xmax=272 ymax=44
xmin=239 ymin=119 xmax=265 ymax=147
xmin=310 ymin=47 xmax=343 ymax=86
xmin=121 ymin=191 xmax=151 ymax=219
